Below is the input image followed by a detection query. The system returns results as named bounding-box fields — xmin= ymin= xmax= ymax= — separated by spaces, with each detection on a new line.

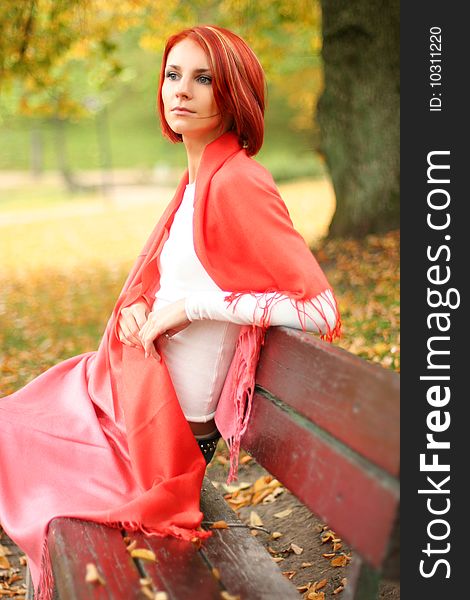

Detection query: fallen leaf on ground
xmin=282 ymin=570 xmax=296 ymax=580
xmin=333 ymin=585 xmax=345 ymax=594
xmin=333 ymin=542 xmax=343 ymax=551
xmin=330 ymin=555 xmax=351 ymax=567
xmin=0 ymin=556 xmax=11 ymax=569
xmin=274 ymin=509 xmax=292 ymax=519
xmin=290 ymin=543 xmax=304 ymax=555
xmin=0 ymin=544 xmax=12 ymax=556
xmin=307 ymin=591 xmax=325 ymax=600
xmin=313 ymin=579 xmax=328 ymax=591
xmin=301 ymin=562 xmax=313 ymax=568
xmin=271 ymin=531 xmax=283 ymax=539
xmin=85 ymin=563 xmax=105 ymax=585
xmin=253 ymin=475 xmax=273 ymax=493
xmin=211 ymin=520 xmax=229 ymax=529
xmin=249 ymin=511 xmax=263 ymax=527
xmin=321 ymin=530 xmax=336 ymax=543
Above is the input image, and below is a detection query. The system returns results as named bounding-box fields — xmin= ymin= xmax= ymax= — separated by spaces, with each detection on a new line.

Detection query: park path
xmin=0 ymin=170 xmax=336 ymax=246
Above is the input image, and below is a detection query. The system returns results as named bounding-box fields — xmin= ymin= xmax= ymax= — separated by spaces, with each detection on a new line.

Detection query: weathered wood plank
xmin=241 ymin=391 xmax=399 ymax=568
xmin=199 ymin=477 xmax=300 ymax=599
xmin=48 ymin=519 xmax=142 ymax=599
xmin=256 ymin=327 xmax=400 ymax=477
xmin=131 ymin=532 xmax=222 ymax=599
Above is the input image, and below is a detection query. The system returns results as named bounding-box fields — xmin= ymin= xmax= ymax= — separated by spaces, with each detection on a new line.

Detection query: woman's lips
xmin=171 ymin=107 xmax=195 ymax=115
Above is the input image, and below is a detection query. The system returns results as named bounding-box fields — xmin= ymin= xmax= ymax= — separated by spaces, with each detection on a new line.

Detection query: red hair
xmin=157 ymin=25 xmax=266 ymax=156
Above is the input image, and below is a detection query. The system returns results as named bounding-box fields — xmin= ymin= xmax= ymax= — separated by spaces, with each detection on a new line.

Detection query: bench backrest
xmin=241 ymin=327 xmax=400 ymax=570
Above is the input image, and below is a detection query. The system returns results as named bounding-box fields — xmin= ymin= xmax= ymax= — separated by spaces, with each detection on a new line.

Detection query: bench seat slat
xmin=256 ymin=327 xmax=400 ymax=477
xmin=132 ymin=532 xmax=222 ymax=599
xmin=199 ymin=477 xmax=300 ymax=599
xmin=242 ymin=391 xmax=399 ymax=568
xmin=48 ymin=518 xmax=143 ymax=599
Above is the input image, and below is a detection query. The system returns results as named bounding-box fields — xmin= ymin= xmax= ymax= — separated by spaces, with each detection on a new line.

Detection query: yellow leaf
xmin=271 ymin=531 xmax=283 ymax=539
xmin=249 ymin=511 xmax=263 ymax=527
xmin=130 ymin=548 xmax=157 ymax=562
xmin=0 ymin=555 xmax=11 ymax=569
xmin=253 ymin=475 xmax=272 ymax=492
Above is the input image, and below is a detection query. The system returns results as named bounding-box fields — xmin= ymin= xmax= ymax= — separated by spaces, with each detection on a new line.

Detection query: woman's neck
xmin=183 ymin=127 xmax=231 ymax=183
xmin=184 ymin=138 xmax=206 ymax=184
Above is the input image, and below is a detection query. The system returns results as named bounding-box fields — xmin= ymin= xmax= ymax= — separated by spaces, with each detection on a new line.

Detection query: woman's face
xmin=162 ymin=38 xmax=230 ymax=145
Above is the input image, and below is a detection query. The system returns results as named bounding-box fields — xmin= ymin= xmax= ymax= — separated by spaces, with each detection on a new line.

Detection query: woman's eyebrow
xmin=167 ymin=64 xmax=212 ymax=74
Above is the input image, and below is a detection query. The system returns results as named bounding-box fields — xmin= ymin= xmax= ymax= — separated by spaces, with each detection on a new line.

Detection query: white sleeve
xmin=185 ymin=289 xmax=338 ymax=336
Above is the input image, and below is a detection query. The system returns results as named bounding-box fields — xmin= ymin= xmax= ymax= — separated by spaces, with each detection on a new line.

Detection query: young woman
xmin=0 ymin=25 xmax=340 ymax=599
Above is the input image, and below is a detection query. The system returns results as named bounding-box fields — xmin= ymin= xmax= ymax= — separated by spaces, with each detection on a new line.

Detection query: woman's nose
xmin=175 ymin=77 xmax=192 ymax=99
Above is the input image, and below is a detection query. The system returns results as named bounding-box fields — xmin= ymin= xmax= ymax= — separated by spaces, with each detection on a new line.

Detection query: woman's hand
xmin=117 ymin=300 xmax=149 ymax=349
xmin=139 ymin=298 xmax=190 ymax=360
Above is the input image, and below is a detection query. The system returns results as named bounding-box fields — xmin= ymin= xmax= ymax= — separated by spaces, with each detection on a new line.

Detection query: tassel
xmin=222 ymin=288 xmax=341 ymax=483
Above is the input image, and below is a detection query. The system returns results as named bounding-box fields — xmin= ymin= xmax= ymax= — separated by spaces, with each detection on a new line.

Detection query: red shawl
xmin=114 ymin=131 xmax=340 ymax=480
xmin=0 ymin=132 xmax=339 ymax=599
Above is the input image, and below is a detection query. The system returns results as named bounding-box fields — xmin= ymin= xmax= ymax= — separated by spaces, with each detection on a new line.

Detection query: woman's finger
xmin=118 ymin=321 xmax=141 ymax=348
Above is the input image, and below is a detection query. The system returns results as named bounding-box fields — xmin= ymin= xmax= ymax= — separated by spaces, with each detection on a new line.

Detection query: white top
xmin=153 ymin=183 xmax=337 ymax=422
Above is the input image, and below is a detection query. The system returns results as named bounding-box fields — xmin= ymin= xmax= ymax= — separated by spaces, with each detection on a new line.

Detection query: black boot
xmin=196 ymin=431 xmax=221 ymax=464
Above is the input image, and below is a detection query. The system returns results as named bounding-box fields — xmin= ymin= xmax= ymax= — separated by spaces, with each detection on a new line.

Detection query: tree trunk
xmin=316 ymin=0 xmax=399 ymax=237
xmin=53 ymin=116 xmax=80 ymax=193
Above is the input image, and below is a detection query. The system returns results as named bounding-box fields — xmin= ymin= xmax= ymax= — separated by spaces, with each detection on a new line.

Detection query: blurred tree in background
xmin=317 ymin=0 xmax=399 ymax=236
xmin=1 ymin=0 xmax=320 ymax=125
xmin=0 ymin=0 xmax=399 ymax=237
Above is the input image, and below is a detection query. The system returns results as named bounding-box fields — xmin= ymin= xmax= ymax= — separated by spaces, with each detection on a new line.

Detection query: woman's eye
xmin=165 ymin=71 xmax=178 ymax=80
xmin=197 ymin=75 xmax=212 ymax=85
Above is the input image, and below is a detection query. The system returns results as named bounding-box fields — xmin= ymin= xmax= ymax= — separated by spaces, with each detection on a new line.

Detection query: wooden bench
xmin=41 ymin=326 xmax=399 ymax=599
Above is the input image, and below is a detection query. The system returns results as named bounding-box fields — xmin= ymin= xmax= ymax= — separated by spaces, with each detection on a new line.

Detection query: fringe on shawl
xmin=36 ymin=519 xmax=211 ymax=600
xmin=221 ymin=288 xmax=341 ymax=483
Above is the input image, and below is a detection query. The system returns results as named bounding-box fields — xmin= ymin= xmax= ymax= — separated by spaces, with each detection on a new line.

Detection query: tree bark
xmin=317 ymin=0 xmax=399 ymax=237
